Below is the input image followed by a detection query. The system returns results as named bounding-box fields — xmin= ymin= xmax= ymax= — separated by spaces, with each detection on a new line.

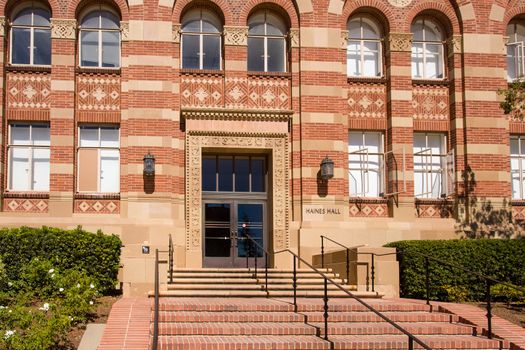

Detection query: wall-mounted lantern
xmin=143 ymin=152 xmax=155 ymax=176
xmin=320 ymin=156 xmax=334 ymax=181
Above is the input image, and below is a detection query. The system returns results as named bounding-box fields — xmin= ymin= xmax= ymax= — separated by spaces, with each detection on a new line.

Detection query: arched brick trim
xmin=504 ymin=5 xmax=525 ymax=29
xmin=173 ymin=0 xmax=232 ymax=26
xmin=239 ymin=0 xmax=299 ymax=28
xmin=68 ymin=0 xmax=129 ymax=20
xmin=342 ymin=0 xmax=393 ymax=32
xmin=2 ymin=0 xmax=58 ymax=17
xmin=405 ymin=2 xmax=460 ymax=36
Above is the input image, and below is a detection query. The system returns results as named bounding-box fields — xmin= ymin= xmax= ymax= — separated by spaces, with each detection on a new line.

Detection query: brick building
xmin=0 ymin=0 xmax=522 ymax=295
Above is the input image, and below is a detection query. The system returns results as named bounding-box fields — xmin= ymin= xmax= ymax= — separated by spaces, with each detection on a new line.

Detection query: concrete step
xmin=166 ymin=283 xmax=350 ymax=291
xmin=167 ymin=277 xmax=346 ymax=284
xmin=170 ymin=268 xmax=333 ymax=273
xmin=155 ymin=290 xmax=380 ymax=298
xmin=169 ymin=272 xmax=341 ymax=279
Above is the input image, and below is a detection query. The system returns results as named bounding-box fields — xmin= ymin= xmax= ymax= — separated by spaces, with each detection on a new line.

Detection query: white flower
xmin=7 ymin=282 xmax=12 ymax=287
xmin=89 ymin=301 xmax=94 ymax=305
xmin=48 ymin=269 xmax=54 ymax=274
xmin=59 ymin=288 xmax=64 ymax=292
xmin=89 ymin=283 xmax=95 ymax=289
xmin=4 ymin=330 xmax=15 ymax=340
xmin=77 ymin=283 xmax=81 ymax=288
xmin=51 ymin=274 xmax=55 ymax=278
xmin=68 ymin=316 xmax=73 ymax=321
xmin=8 ymin=310 xmax=12 ymax=313
xmin=39 ymin=303 xmax=50 ymax=312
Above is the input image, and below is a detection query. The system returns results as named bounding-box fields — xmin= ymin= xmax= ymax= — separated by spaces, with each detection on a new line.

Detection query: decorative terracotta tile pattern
xmin=415 ymin=200 xmax=453 ymax=218
xmin=6 ymin=72 xmax=51 ymax=110
xmin=3 ymin=198 xmax=48 ymax=213
xmin=225 ymin=77 xmax=248 ymax=109
xmin=412 ymin=85 xmax=449 ymax=120
xmin=512 ymin=202 xmax=525 ymax=220
xmin=347 ymin=83 xmax=387 ymax=119
xmin=77 ymin=74 xmax=120 ymax=112
xmin=74 ymin=199 xmax=120 ymax=214
xmin=349 ymin=200 xmax=388 ymax=217
xmin=247 ymin=76 xmax=290 ymax=110
xmin=181 ymin=74 xmax=224 ymax=108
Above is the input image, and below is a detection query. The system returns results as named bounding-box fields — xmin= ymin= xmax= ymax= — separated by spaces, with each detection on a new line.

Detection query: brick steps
xmin=156 ymin=289 xmax=382 ymax=298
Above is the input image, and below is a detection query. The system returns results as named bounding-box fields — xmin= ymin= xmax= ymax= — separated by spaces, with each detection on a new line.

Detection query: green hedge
xmin=0 ymin=226 xmax=121 ymax=293
xmin=385 ymin=240 xmax=525 ymax=301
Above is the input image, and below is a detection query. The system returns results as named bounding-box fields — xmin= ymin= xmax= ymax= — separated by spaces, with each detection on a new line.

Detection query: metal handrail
xmin=244 ymin=234 xmax=431 ymax=349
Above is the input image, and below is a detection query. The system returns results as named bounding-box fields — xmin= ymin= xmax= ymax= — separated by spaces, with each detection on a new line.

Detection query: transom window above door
xmin=202 ymin=155 xmax=266 ymax=192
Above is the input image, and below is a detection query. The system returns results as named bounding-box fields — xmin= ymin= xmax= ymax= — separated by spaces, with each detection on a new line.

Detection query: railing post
xmin=168 ymin=235 xmax=173 ymax=284
xmin=321 ymin=236 xmax=325 ymax=269
xmin=153 ymin=249 xmax=159 ymax=350
xmin=425 ymin=257 xmax=430 ymax=306
xmin=323 ymin=277 xmax=329 ymax=341
xmin=408 ymin=337 xmax=414 ymax=350
xmin=365 ymin=262 xmax=370 ymax=292
xmin=265 ymin=252 xmax=268 ymax=295
xmin=486 ymin=279 xmax=493 ymax=339
xmin=293 ymin=255 xmax=297 ymax=313
xmin=371 ymin=253 xmax=375 ymax=292
xmin=254 ymin=243 xmax=258 ymax=280
xmin=346 ymin=248 xmax=350 ymax=285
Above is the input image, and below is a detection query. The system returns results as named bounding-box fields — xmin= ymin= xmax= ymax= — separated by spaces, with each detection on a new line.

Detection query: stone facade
xmin=0 ymin=0 xmax=522 ymax=295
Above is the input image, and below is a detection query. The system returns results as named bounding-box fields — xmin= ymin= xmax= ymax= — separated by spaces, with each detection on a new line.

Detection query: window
xmin=511 ymin=135 xmax=525 ymax=199
xmin=8 ymin=124 xmax=50 ymax=191
xmin=506 ymin=21 xmax=525 ymax=81
xmin=348 ymin=132 xmax=384 ymax=197
xmin=347 ymin=15 xmax=382 ymax=77
xmin=411 ymin=18 xmax=444 ymax=79
xmin=413 ymin=133 xmax=449 ymax=198
xmin=79 ymin=8 xmax=120 ymax=68
xmin=77 ymin=126 xmax=120 ymax=193
xmin=181 ymin=8 xmax=222 ymax=70
xmin=11 ymin=5 xmax=51 ymax=65
xmin=202 ymin=155 xmax=266 ymax=192
xmin=248 ymin=10 xmax=287 ymax=72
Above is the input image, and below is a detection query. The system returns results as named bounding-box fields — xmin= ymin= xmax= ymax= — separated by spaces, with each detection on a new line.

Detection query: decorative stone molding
xmin=185 ymin=132 xmax=289 ymax=251
xmin=447 ymin=35 xmax=462 ymax=56
xmin=51 ymin=19 xmax=76 ymax=39
xmin=388 ymin=0 xmax=413 ymax=7
xmin=224 ymin=26 xmax=248 ymax=46
xmin=388 ymin=33 xmax=412 ymax=52
xmin=120 ymin=21 xmax=129 ymax=41
xmin=289 ymin=28 xmax=300 ymax=48
xmin=173 ymin=24 xmax=181 ymax=43
xmin=0 ymin=17 xmax=5 ymax=37
xmin=182 ymin=108 xmax=293 ymax=121
xmin=340 ymin=30 xmax=348 ymax=49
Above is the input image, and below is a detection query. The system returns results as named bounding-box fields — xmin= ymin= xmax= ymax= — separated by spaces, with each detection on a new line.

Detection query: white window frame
xmin=413 ymin=133 xmax=453 ymax=198
xmin=77 ymin=125 xmax=120 ymax=193
xmin=7 ymin=123 xmax=50 ymax=191
xmin=181 ymin=9 xmax=222 ymax=70
xmin=347 ymin=16 xmax=382 ymax=78
xmin=348 ymin=131 xmax=385 ymax=197
xmin=10 ymin=5 xmax=51 ymax=66
xmin=411 ymin=18 xmax=445 ymax=80
xmin=79 ymin=7 xmax=121 ymax=68
xmin=247 ymin=10 xmax=287 ymax=73
xmin=511 ymin=135 xmax=525 ymax=199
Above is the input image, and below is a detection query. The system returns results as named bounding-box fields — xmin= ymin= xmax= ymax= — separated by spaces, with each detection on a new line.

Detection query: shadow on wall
xmin=455 ymin=166 xmax=524 ymax=238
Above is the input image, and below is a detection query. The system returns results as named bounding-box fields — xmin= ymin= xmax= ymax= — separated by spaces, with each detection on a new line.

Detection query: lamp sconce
xmin=143 ymin=152 xmax=155 ymax=176
xmin=320 ymin=156 xmax=334 ymax=181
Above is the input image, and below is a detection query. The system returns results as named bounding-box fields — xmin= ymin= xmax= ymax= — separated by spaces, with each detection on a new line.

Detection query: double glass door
xmin=203 ymin=201 xmax=265 ymax=267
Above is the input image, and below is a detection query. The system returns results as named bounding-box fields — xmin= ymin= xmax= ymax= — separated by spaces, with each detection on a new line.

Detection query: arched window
xmin=248 ymin=10 xmax=287 ymax=72
xmin=11 ymin=5 xmax=51 ymax=65
xmin=181 ymin=8 xmax=222 ymax=70
xmin=79 ymin=8 xmax=120 ymax=68
xmin=411 ymin=18 xmax=445 ymax=79
xmin=347 ymin=15 xmax=382 ymax=77
xmin=507 ymin=20 xmax=525 ymax=81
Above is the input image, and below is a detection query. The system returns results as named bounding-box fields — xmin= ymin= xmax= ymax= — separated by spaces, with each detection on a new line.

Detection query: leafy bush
xmin=385 ymin=240 xmax=525 ymax=301
xmin=0 ymin=226 xmax=121 ymax=293
xmin=491 ymin=283 xmax=525 ymax=306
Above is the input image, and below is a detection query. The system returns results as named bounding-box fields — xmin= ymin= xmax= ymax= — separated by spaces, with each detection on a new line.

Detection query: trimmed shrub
xmin=385 ymin=240 xmax=525 ymax=301
xmin=0 ymin=226 xmax=121 ymax=293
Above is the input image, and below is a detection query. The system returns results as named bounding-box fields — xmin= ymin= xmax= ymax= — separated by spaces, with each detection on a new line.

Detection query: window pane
xmin=202 ymin=157 xmax=217 ymax=191
xmin=202 ymin=35 xmax=221 ymax=70
xmin=11 ymin=125 xmax=31 ymax=145
xmin=100 ymin=149 xmax=120 ymax=192
xmin=362 ymin=21 xmax=379 ymax=39
xmin=348 ymin=19 xmax=360 ymax=38
xmin=413 ymin=133 xmax=426 ymax=151
xmin=182 ymin=19 xmax=201 ymax=33
xmin=32 ymin=148 xmax=50 ymax=191
xmin=100 ymin=127 xmax=119 ymax=147
xmin=266 ymin=12 xmax=286 ymax=36
xmin=414 ymin=171 xmax=424 ymax=197
xmin=251 ymin=158 xmax=265 ymax=192
xmin=411 ymin=43 xmax=424 ymax=78
xmin=34 ymin=29 xmax=51 ymax=65
xmin=81 ymin=31 xmax=99 ymax=67
xmin=33 ymin=8 xmax=51 ymax=26
xmin=235 ymin=157 xmax=249 ymax=192
xmin=427 ymin=134 xmax=442 ymax=154
xmin=511 ymin=138 xmax=520 ymax=155
xmin=348 ymin=132 xmax=363 ymax=152
xmin=82 ymin=12 xmax=100 ymax=29
xmin=13 ymin=9 xmax=32 ymax=25
xmin=101 ymin=11 xmax=119 ymax=30
xmin=32 ymin=125 xmax=50 ymax=146
xmin=267 ymin=38 xmax=285 ymax=72
xmin=102 ymin=31 xmax=120 ymax=67
xmin=425 ymin=44 xmax=442 ymax=78
xmin=248 ymin=37 xmax=264 ymax=71
xmin=80 ymin=127 xmax=99 ymax=147
xmin=508 ymin=45 xmax=517 ymax=80
xmin=248 ymin=12 xmax=265 ymax=35
xmin=364 ymin=132 xmax=381 ymax=153
xmin=12 ymin=28 xmax=31 ymax=64
xmin=347 ymin=41 xmax=361 ymax=76
xmin=363 ymin=41 xmax=380 ymax=76
xmin=202 ymin=18 xmax=220 ymax=33
xmin=411 ymin=20 xmax=424 ymax=41
xmin=10 ymin=147 xmax=30 ymax=190
xmin=349 ymin=169 xmax=362 ymax=196
xmin=182 ymin=34 xmax=200 ymax=69
xmin=218 ymin=157 xmax=233 ymax=191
